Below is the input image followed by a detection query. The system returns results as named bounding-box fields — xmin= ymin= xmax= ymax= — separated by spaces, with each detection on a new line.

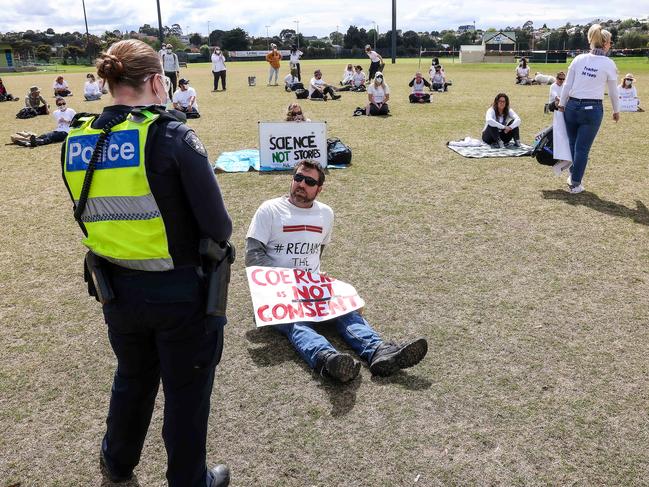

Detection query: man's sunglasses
xmin=557 ymin=77 xmax=565 ymax=81
xmin=293 ymin=173 xmax=319 ymax=186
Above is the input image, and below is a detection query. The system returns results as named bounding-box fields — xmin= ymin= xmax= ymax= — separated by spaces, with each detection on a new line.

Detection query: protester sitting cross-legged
xmin=84 ymin=73 xmax=103 ymax=101
xmin=341 ymin=64 xmax=354 ymax=86
xmin=53 ymin=75 xmax=72 ymax=97
xmin=482 ymin=92 xmax=522 ymax=148
xmin=13 ymin=97 xmax=76 ymax=147
xmin=618 ymin=73 xmax=643 ymax=112
xmin=172 ymin=78 xmax=200 ymax=118
xmin=284 ymin=72 xmax=303 ymax=92
xmin=245 ymin=161 xmax=428 ymax=382
xmin=408 ymin=72 xmax=431 ymax=103
xmin=24 ymin=86 xmax=49 ymax=115
xmin=0 ymin=77 xmax=19 ymax=102
xmin=309 ymin=70 xmax=340 ymax=101
xmin=366 ymin=71 xmax=390 ymax=115
xmin=430 ymin=64 xmax=449 ymax=92
xmin=515 ymin=57 xmax=532 ymax=85
xmin=338 ymin=65 xmax=366 ymax=92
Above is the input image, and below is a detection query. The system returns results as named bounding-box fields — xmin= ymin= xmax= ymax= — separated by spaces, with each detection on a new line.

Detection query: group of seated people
xmin=12 ymin=96 xmax=76 ymax=147
xmin=515 ymin=58 xmax=556 ymax=86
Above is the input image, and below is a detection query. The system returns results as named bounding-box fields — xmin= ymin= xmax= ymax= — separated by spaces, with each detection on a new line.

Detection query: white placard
xmin=258 ymin=121 xmax=327 ymax=171
xmin=619 ymin=98 xmax=639 ymax=112
xmin=246 ymin=266 xmax=365 ymax=327
xmin=229 ymin=50 xmax=290 ymax=58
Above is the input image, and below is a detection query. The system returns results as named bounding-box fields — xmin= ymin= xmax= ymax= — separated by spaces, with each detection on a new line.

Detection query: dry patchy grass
xmin=1 ymin=58 xmax=649 ymax=486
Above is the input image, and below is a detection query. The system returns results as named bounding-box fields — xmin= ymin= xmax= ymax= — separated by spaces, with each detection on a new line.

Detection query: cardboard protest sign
xmin=258 ymin=121 xmax=327 ymax=171
xmin=246 ymin=266 xmax=365 ymax=327
xmin=619 ymin=98 xmax=639 ymax=112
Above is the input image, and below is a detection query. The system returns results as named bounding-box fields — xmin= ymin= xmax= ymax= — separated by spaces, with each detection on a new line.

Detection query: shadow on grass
xmin=369 ymin=370 xmax=433 ymax=391
xmin=541 ymin=189 xmax=649 ymax=226
xmin=100 ymin=474 xmax=140 ymax=486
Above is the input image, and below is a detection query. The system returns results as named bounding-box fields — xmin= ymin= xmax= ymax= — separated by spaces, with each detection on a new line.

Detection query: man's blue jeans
xmin=276 ymin=310 xmax=383 ymax=368
xmin=564 ymin=98 xmax=604 ymax=186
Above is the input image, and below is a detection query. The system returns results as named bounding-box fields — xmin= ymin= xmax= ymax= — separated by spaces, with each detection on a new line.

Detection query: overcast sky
xmin=0 ymin=0 xmax=645 ymax=38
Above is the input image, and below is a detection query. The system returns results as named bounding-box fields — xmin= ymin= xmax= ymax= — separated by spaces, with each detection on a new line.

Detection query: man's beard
xmin=290 ymin=187 xmax=315 ymax=205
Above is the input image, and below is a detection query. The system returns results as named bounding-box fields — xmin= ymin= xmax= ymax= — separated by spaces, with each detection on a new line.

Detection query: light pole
xmin=81 ymin=0 xmax=90 ymax=52
xmin=293 ymin=20 xmax=300 ymax=49
xmin=207 ymin=20 xmax=210 ymax=43
xmin=155 ymin=0 xmax=164 ymax=47
xmin=391 ymin=0 xmax=396 ymax=63
xmin=265 ymin=25 xmax=270 ymax=51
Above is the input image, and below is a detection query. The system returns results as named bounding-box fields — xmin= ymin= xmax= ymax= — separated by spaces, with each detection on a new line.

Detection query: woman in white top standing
xmin=366 ymin=71 xmax=390 ymax=115
xmin=618 ymin=73 xmax=643 ymax=112
xmin=482 ymin=93 xmax=521 ymax=148
xmin=558 ymin=24 xmax=620 ymax=193
xmin=289 ymin=45 xmax=303 ymax=81
xmin=365 ymin=45 xmax=383 ymax=82
xmin=211 ymin=46 xmax=227 ymax=91
xmin=515 ymin=57 xmax=532 ymax=85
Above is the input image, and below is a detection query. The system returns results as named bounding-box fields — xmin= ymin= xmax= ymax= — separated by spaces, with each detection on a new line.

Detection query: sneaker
xmin=569 ymin=184 xmax=585 ymax=194
xmin=207 ymin=464 xmax=231 ymax=487
xmin=369 ymin=338 xmax=428 ymax=377
xmin=30 ymin=135 xmax=38 ymax=147
xmin=513 ymin=139 xmax=521 ymax=147
xmin=13 ymin=139 xmax=30 ymax=147
xmin=552 ymin=160 xmax=572 ymax=176
xmin=100 ymin=450 xmax=133 ymax=483
xmin=497 ymin=139 xmax=505 ymax=149
xmin=331 ymin=94 xmax=341 ymax=100
xmin=315 ymin=351 xmax=360 ymax=383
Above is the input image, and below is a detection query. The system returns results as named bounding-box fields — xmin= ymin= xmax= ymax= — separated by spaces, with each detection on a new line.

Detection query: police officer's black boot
xmin=208 ymin=464 xmax=230 ymax=487
xmin=369 ymin=338 xmax=428 ymax=377
xmin=315 ymin=351 xmax=360 ymax=383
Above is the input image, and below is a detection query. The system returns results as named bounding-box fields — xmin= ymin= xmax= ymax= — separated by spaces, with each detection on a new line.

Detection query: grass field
xmin=1 ymin=57 xmax=649 ymax=486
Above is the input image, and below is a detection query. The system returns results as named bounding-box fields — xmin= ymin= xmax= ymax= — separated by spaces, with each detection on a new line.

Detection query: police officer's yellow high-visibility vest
xmin=63 ymin=110 xmax=173 ymax=271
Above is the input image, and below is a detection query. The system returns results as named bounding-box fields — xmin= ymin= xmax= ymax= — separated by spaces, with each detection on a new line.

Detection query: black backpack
xmin=531 ymin=125 xmax=555 ymax=166
xmin=295 ymin=89 xmax=309 ymax=99
xmin=327 ymin=138 xmax=352 ymax=165
xmin=16 ymin=107 xmax=38 ymax=119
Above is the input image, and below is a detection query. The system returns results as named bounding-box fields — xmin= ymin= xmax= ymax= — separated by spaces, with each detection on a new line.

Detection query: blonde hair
xmin=96 ymin=39 xmax=162 ymax=94
xmin=587 ymin=24 xmax=612 ymax=49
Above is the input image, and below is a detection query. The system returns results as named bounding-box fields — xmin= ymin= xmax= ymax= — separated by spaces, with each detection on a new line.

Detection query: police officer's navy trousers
xmin=100 ymin=266 xmax=225 ymax=487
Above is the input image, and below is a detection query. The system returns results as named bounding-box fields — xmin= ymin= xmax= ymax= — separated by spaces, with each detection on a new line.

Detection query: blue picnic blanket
xmin=213 ymin=149 xmax=349 ymax=172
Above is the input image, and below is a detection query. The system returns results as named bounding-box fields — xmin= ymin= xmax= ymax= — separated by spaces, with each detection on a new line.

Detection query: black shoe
xmin=369 ymin=338 xmax=428 ymax=377
xmin=331 ymin=94 xmax=341 ymax=100
xmin=100 ymin=450 xmax=133 ymax=483
xmin=29 ymin=134 xmax=38 ymax=147
xmin=316 ymin=351 xmax=360 ymax=383
xmin=207 ymin=464 xmax=231 ymax=487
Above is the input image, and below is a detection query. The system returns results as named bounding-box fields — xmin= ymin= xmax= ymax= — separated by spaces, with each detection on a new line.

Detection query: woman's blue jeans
xmin=276 ymin=310 xmax=383 ymax=368
xmin=564 ymin=98 xmax=604 ymax=186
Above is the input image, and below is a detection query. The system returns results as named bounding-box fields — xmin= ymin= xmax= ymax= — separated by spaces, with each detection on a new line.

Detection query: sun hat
xmin=624 ymin=73 xmax=635 ymax=81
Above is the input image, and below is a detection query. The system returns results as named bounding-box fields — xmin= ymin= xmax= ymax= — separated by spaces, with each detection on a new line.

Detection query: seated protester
xmin=533 ymin=72 xmax=555 ymax=85
xmin=366 ymin=71 xmax=390 ymax=115
xmin=0 ymin=77 xmax=18 ymax=101
xmin=309 ymin=69 xmax=341 ymax=101
xmin=14 ymin=97 xmax=76 ymax=147
xmin=408 ymin=72 xmax=431 ymax=103
xmin=53 ymin=75 xmax=72 ymax=97
xmin=24 ymin=86 xmax=49 ymax=115
xmin=618 ymin=73 xmax=644 ymax=112
xmin=286 ymin=103 xmax=310 ymax=122
xmin=515 ymin=58 xmax=532 ymax=85
xmin=341 ymin=64 xmax=354 ymax=86
xmin=430 ymin=64 xmax=448 ymax=92
xmin=98 ymin=77 xmax=109 ymax=94
xmin=482 ymin=92 xmax=521 ymax=148
xmin=284 ymin=73 xmax=304 ymax=92
xmin=339 ymin=65 xmax=366 ymax=92
xmin=172 ymin=78 xmax=200 ymax=118
xmin=245 ymin=161 xmax=429 ymax=382
xmin=84 ymin=73 xmax=103 ymax=101
xmin=547 ymin=71 xmax=566 ymax=111
xmin=429 ymin=58 xmax=445 ymax=78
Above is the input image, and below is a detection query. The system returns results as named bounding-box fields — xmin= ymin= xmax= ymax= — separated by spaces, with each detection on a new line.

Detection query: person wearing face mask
xmin=408 ymin=72 xmax=431 ymax=103
xmin=266 ymin=43 xmax=282 ymax=86
xmin=366 ymin=71 xmax=390 ymax=115
xmin=62 ymin=39 xmax=232 ymax=487
xmin=12 ymin=97 xmax=76 ymax=147
xmin=618 ymin=73 xmax=643 ymax=112
xmin=84 ymin=73 xmax=103 ymax=101
xmin=211 ymin=47 xmax=227 ymax=91
xmin=161 ymin=43 xmax=180 ymax=99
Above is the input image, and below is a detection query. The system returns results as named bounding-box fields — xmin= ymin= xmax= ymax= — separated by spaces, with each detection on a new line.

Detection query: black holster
xmin=84 ymin=251 xmax=115 ymax=305
xmin=199 ymin=239 xmax=236 ymax=317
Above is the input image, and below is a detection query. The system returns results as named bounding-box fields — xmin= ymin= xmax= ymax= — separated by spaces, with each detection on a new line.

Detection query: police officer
xmin=61 ymin=39 xmax=232 ymax=486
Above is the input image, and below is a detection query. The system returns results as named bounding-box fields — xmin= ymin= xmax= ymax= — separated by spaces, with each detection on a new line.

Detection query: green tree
xmin=617 ymin=31 xmax=648 ymax=49
xmin=329 ymin=31 xmax=343 ymax=45
xmin=209 ymin=29 xmax=225 ymax=46
xmin=164 ymin=35 xmax=186 ymax=51
xmin=200 ymin=44 xmax=211 ymax=60
xmin=220 ymin=28 xmax=249 ymax=51
xmin=35 ymin=44 xmax=51 ymax=62
xmin=189 ymin=33 xmax=203 ymax=46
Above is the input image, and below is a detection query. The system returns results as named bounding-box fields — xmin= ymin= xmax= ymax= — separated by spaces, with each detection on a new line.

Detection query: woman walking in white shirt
xmin=365 ymin=45 xmax=383 ymax=82
xmin=557 ymin=24 xmax=620 ymax=193
xmin=211 ymin=47 xmax=227 ymax=91
xmin=482 ymin=93 xmax=521 ymax=147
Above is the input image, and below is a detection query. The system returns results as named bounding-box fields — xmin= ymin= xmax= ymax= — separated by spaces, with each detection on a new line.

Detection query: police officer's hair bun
xmin=587 ymin=24 xmax=611 ymax=49
xmin=95 ymin=39 xmax=162 ymax=91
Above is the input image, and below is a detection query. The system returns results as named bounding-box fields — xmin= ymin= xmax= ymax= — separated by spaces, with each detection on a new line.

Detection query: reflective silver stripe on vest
xmin=75 ymin=194 xmax=161 ymax=223
xmin=104 ymin=254 xmax=174 ymax=271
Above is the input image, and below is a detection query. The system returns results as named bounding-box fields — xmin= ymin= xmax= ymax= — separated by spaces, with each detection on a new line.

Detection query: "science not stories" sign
xmin=246 ymin=266 xmax=365 ymax=327
xmin=258 ymin=121 xmax=327 ymax=171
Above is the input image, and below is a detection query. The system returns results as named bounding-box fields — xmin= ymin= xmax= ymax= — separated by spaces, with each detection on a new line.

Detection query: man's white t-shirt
xmin=246 ymin=196 xmax=334 ymax=273
xmin=53 ymin=107 xmax=76 ymax=133
xmin=53 ymin=80 xmax=69 ymax=90
xmin=309 ymin=77 xmax=325 ymax=97
xmin=352 ymin=71 xmax=366 ymax=87
xmin=173 ymin=87 xmax=198 ymax=109
xmin=368 ymin=83 xmax=389 ymax=103
xmin=289 ymin=50 xmax=303 ymax=64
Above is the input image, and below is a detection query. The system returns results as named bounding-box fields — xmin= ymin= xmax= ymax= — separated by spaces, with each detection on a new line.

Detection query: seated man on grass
xmin=245 ymin=160 xmax=428 ymax=383
xmin=13 ymin=97 xmax=76 ymax=147
xmin=172 ymin=78 xmax=200 ymax=118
